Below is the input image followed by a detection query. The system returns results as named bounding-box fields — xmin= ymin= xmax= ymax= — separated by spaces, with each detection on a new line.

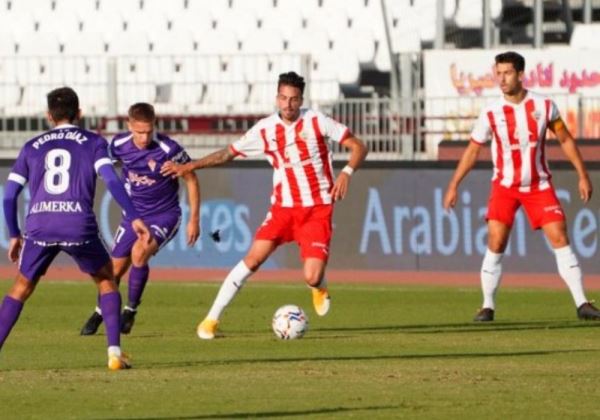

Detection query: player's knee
xmin=548 ymin=236 xmax=569 ymax=249
xmin=9 ymin=276 xmax=36 ymax=301
xmin=131 ymin=242 xmax=155 ymax=265
xmin=303 ymin=269 xmax=323 ymax=287
xmin=243 ymin=256 xmax=263 ymax=271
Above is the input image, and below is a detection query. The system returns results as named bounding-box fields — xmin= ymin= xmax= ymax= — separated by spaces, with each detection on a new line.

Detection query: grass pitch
xmin=0 ymin=279 xmax=599 ymax=419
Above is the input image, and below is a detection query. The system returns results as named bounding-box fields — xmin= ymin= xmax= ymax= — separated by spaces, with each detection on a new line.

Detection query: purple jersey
xmin=110 ymin=132 xmax=190 ymax=218
xmin=8 ymin=124 xmax=112 ymax=243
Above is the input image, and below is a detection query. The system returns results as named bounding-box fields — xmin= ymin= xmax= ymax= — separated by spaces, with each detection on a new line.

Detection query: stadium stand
xmin=0 ymin=0 xmax=599 ymax=159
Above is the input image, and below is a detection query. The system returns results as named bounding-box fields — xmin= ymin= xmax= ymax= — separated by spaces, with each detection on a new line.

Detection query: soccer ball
xmin=272 ymin=305 xmax=308 ymax=340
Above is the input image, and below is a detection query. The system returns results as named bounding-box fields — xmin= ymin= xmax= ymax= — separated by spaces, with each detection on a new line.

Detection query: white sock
xmin=555 ymin=245 xmax=587 ymax=307
xmin=108 ymin=346 xmax=121 ymax=358
xmin=206 ymin=260 xmax=253 ymax=321
xmin=481 ymin=249 xmax=503 ymax=310
xmin=95 ymin=306 xmax=102 ymax=316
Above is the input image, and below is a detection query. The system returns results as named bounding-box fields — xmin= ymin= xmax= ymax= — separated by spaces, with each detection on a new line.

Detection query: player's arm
xmin=550 ymin=118 xmax=592 ymax=203
xmin=183 ymin=171 xmax=201 ymax=246
xmin=3 ymin=177 xmax=25 ymax=262
xmin=331 ymin=136 xmax=368 ymax=201
xmin=97 ymin=164 xmax=151 ymax=243
xmin=443 ymin=140 xmax=482 ymax=210
xmin=161 ymin=147 xmax=236 ymax=178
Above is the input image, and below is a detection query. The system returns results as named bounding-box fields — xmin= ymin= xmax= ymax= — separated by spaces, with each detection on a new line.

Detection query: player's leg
xmin=120 ymin=236 xmax=159 ymax=334
xmin=475 ymin=184 xmax=519 ymax=321
xmin=0 ymin=273 xmax=40 ymax=351
xmin=199 ymin=207 xmax=290 ymax=339
xmin=523 ymin=187 xmax=599 ymax=320
xmin=297 ymin=205 xmax=333 ymax=316
xmin=0 ymin=240 xmax=58 ymax=350
xmin=121 ymin=213 xmax=179 ymax=334
xmin=80 ymin=256 xmax=130 ymax=335
xmin=475 ymin=220 xmax=512 ymax=321
xmin=304 ymin=258 xmax=331 ymax=316
xmin=65 ymin=238 xmax=130 ymax=369
xmin=81 ymin=220 xmax=136 ymax=335
xmin=198 ymin=239 xmax=279 ymax=339
xmin=91 ymin=262 xmax=130 ymax=370
xmin=541 ymin=221 xmax=600 ymax=319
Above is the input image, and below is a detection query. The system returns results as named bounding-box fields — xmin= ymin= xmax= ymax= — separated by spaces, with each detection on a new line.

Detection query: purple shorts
xmin=111 ymin=212 xmax=181 ymax=258
xmin=18 ymin=237 xmax=111 ymax=282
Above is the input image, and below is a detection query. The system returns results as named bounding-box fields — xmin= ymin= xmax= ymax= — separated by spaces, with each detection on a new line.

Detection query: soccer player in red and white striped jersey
xmin=161 ymin=72 xmax=368 ymax=338
xmin=443 ymin=51 xmax=600 ymax=322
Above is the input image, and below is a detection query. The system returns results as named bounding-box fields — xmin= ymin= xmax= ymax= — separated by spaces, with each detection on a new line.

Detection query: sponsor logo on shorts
xmin=543 ymin=205 xmax=563 ymax=215
xmin=311 ymin=242 xmax=329 ymax=255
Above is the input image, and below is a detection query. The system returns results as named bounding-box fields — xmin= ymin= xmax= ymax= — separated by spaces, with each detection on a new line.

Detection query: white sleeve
xmin=470 ymin=110 xmax=491 ymax=144
xmin=230 ymin=124 xmax=265 ymax=158
xmin=547 ymin=99 xmax=561 ymax=123
xmin=318 ymin=113 xmax=351 ymax=144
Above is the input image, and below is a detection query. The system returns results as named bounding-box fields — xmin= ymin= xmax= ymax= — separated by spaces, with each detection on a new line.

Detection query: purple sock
xmin=0 ymin=296 xmax=24 ymax=350
xmin=128 ymin=265 xmax=149 ymax=309
xmin=100 ymin=291 xmax=121 ymax=347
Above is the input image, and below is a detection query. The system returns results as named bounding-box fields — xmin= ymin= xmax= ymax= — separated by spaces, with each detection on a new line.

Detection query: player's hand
xmin=131 ymin=218 xmax=152 ymax=244
xmin=186 ymin=219 xmax=200 ymax=246
xmin=8 ymin=236 xmax=23 ymax=263
xmin=443 ymin=186 xmax=457 ymax=211
xmin=579 ymin=175 xmax=593 ymax=203
xmin=161 ymin=161 xmax=191 ymax=178
xmin=331 ymin=173 xmax=350 ymax=201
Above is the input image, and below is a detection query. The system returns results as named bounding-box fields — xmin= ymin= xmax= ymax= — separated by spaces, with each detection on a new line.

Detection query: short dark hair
xmin=278 ymin=71 xmax=305 ymax=95
xmin=128 ymin=102 xmax=156 ymax=122
xmin=47 ymin=87 xmax=79 ymax=123
xmin=495 ymin=51 xmax=525 ymax=72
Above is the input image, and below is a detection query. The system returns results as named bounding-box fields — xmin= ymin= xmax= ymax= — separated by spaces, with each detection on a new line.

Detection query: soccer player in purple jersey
xmin=0 ymin=87 xmax=150 ymax=370
xmin=80 ymin=103 xmax=200 ymax=336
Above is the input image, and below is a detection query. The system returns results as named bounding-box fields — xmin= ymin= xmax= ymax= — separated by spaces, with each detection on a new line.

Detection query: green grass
xmin=0 ymin=279 xmax=599 ymax=419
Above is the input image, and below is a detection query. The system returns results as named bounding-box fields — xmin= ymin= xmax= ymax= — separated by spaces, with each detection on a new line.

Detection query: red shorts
xmin=486 ymin=182 xmax=565 ymax=230
xmin=255 ymin=204 xmax=333 ymax=261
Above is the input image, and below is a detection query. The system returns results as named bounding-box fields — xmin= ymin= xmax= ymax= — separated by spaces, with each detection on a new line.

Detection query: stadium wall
xmin=2 ymin=161 xmax=600 ymax=274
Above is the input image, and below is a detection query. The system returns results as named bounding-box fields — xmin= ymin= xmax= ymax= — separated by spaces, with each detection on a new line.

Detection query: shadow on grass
xmin=149 ymin=348 xmax=599 ymax=369
xmin=317 ymin=320 xmax=600 ymax=335
xmin=101 ymin=404 xmax=400 ymax=420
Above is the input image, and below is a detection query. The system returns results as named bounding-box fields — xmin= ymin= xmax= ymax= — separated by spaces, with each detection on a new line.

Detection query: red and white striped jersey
xmin=471 ymin=90 xmax=560 ymax=192
xmin=230 ymin=109 xmax=351 ymax=207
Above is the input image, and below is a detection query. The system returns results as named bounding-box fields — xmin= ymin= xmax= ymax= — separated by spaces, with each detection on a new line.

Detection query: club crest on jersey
xmin=147 ymin=159 xmax=157 ymax=171
xmin=531 ymin=111 xmax=542 ymax=120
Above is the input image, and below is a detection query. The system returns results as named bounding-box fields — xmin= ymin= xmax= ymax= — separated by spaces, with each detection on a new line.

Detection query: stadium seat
xmin=62 ymin=32 xmax=108 ymax=55
xmin=54 ymin=0 xmax=99 ymax=15
xmin=9 ymin=0 xmax=54 ymax=14
xmin=455 ymin=0 xmax=502 ymax=28
xmin=81 ymin=10 xmax=127 ymax=35
xmin=97 ymin=0 xmax=142 ymax=15
xmin=0 ymin=31 xmax=16 ymax=55
xmin=0 ymin=58 xmax=21 ymax=115
xmin=106 ymin=31 xmax=152 ymax=55
xmin=143 ymin=0 xmax=183 ymax=15
xmin=37 ymin=10 xmax=82 ymax=43
xmin=196 ymin=30 xmax=239 ymax=55
xmin=16 ymin=32 xmax=62 ymax=55
xmin=0 ymin=10 xmax=38 ymax=37
xmin=241 ymin=28 xmax=285 ymax=54
xmin=260 ymin=7 xmax=303 ymax=41
xmin=126 ymin=10 xmax=170 ymax=37
xmin=570 ymin=23 xmax=600 ymax=48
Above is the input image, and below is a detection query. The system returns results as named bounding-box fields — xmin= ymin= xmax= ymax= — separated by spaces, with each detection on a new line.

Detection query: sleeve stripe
xmin=339 ymin=128 xmax=352 ymax=144
xmin=94 ymin=157 xmax=113 ymax=173
xmin=8 ymin=172 xmax=27 ymax=185
xmin=229 ymin=144 xmax=246 ymax=158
